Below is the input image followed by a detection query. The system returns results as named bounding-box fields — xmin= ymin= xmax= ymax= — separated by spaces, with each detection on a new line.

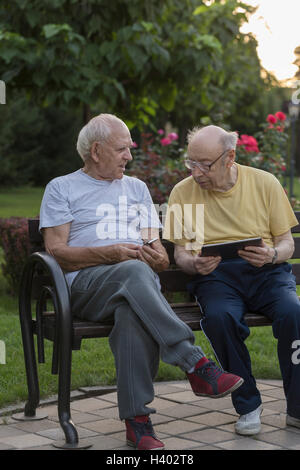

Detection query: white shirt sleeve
xmin=39 ymin=179 xmax=74 ymax=231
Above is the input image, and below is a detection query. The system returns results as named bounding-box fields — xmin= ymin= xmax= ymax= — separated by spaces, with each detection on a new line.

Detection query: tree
xmin=0 ymin=0 xmax=265 ymax=131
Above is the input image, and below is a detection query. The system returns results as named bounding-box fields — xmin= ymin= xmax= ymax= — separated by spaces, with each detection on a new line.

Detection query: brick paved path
xmin=1 ymin=380 xmax=300 ymax=450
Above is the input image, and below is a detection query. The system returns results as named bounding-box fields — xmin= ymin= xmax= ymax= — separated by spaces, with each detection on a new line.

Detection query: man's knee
xmin=202 ymin=303 xmax=234 ymax=326
xmin=118 ymin=259 xmax=154 ymax=281
xmin=201 ymin=301 xmax=248 ymax=337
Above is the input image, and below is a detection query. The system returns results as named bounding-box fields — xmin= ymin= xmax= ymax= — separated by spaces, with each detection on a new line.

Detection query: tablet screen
xmin=201 ymin=238 xmax=262 ymax=259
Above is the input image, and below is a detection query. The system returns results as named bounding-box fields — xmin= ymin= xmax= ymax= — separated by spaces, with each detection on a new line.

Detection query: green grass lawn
xmin=0 ymin=183 xmax=298 ymax=408
xmin=0 ymin=186 xmax=44 ymax=218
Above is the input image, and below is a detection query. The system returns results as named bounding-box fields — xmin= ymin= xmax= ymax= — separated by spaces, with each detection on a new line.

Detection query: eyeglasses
xmin=184 ymin=149 xmax=229 ymax=174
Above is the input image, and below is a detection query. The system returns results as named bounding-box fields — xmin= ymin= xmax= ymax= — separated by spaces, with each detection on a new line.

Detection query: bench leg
xmin=12 ymin=291 xmax=48 ymax=422
xmin=52 ymin=319 xmax=92 ymax=449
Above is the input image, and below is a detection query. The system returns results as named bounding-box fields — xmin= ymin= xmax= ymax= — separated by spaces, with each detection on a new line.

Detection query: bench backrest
xmin=28 ymin=212 xmax=300 ymax=293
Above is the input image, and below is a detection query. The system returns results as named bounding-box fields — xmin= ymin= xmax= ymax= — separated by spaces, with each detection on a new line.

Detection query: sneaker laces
xmin=130 ymin=417 xmax=157 ymax=440
xmin=196 ymin=360 xmax=224 ymax=380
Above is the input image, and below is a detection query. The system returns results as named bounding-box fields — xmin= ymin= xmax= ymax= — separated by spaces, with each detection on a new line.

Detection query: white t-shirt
xmin=39 ymin=169 xmax=161 ymax=287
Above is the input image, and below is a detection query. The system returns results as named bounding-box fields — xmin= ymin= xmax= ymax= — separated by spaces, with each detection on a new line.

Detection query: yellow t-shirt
xmin=163 ymin=164 xmax=298 ymax=252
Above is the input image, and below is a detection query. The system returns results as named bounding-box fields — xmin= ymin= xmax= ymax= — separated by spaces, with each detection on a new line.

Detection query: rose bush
xmin=0 ymin=217 xmax=30 ymax=294
xmin=128 ymin=129 xmax=189 ymax=204
xmin=236 ymin=111 xmax=288 ymax=179
xmin=129 ymin=114 xmax=289 ymax=205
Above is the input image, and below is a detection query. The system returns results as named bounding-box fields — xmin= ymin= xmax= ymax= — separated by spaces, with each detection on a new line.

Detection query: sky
xmin=240 ymin=0 xmax=300 ymax=84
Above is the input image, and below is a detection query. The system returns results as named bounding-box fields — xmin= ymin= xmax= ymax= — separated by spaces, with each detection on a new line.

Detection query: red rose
xmin=238 ymin=135 xmax=259 ymax=153
xmin=275 ymin=111 xmax=286 ymax=122
xmin=267 ymin=114 xmax=277 ymax=124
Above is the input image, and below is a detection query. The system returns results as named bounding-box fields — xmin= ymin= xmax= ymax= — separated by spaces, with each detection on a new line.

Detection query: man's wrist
xmin=271 ymin=247 xmax=278 ymax=264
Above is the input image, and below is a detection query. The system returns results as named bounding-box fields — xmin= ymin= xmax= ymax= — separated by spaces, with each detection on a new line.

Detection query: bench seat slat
xmin=33 ymin=305 xmax=272 ymax=348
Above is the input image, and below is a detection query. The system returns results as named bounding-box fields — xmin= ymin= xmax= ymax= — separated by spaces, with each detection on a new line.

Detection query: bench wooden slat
xmin=291 ymin=263 xmax=300 ymax=284
xmin=34 ymin=303 xmax=272 ymax=351
xmin=292 ymin=211 xmax=300 ymax=232
xmin=292 ymin=237 xmax=300 ymax=258
xmin=158 ymin=269 xmax=194 ymax=292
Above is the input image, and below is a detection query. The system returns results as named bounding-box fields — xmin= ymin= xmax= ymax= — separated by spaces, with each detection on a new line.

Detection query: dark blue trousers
xmin=187 ymin=258 xmax=300 ymax=418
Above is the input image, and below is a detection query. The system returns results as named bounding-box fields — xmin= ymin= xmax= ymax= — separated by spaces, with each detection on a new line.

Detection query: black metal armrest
xmin=19 ymin=251 xmax=79 ymax=446
xmin=19 ymin=251 xmax=71 ymax=315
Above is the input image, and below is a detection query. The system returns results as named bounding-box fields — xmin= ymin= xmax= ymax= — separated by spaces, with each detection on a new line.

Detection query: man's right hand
xmin=111 ymin=244 xmax=140 ymax=263
xmin=193 ymin=253 xmax=221 ymax=275
xmin=174 ymin=244 xmax=221 ymax=276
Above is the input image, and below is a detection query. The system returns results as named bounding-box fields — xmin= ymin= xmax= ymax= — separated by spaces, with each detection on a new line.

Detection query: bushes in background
xmin=0 ymin=95 xmax=82 ymax=187
xmin=0 ymin=217 xmax=30 ymax=294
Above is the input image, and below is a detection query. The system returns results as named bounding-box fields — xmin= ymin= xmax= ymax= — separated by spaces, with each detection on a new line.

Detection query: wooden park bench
xmin=13 ymin=213 xmax=300 ymax=449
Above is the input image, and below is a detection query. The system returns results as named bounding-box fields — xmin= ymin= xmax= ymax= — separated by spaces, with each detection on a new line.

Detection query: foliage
xmin=165 ymin=0 xmax=269 ymax=137
xmin=0 ymin=217 xmax=30 ymax=294
xmin=127 ymin=129 xmax=189 ymax=204
xmin=0 ymin=94 xmax=82 ymax=187
xmin=0 ymin=0 xmax=267 ymax=132
xmin=236 ymin=111 xmax=288 ymax=179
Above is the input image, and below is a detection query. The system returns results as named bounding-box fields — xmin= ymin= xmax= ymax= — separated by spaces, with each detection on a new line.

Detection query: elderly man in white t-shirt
xmin=39 ymin=114 xmax=243 ymax=450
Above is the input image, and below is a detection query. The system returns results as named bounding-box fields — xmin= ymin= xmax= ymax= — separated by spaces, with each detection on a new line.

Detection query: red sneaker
xmin=125 ymin=415 xmax=165 ymax=450
xmin=187 ymin=357 xmax=244 ymax=398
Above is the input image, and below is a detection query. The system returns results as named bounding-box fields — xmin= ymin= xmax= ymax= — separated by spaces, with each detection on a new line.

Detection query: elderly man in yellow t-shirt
xmin=163 ymin=125 xmax=300 ymax=436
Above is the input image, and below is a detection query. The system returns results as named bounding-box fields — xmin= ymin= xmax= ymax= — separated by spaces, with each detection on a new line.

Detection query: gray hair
xmin=186 ymin=125 xmax=202 ymax=144
xmin=187 ymin=125 xmax=238 ymax=151
xmin=76 ymin=113 xmax=126 ymax=161
xmin=219 ymin=131 xmax=238 ymax=152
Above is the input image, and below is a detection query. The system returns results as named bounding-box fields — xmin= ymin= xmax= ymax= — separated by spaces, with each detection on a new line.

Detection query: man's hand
xmin=137 ymin=241 xmax=169 ymax=272
xmin=174 ymin=244 xmax=221 ymax=275
xmin=193 ymin=253 xmax=222 ymax=275
xmin=111 ymin=244 xmax=140 ymax=263
xmin=238 ymin=240 xmax=273 ymax=267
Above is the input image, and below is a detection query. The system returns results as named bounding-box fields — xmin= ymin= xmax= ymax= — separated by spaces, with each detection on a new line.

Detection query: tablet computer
xmin=201 ymin=237 xmax=262 ymax=259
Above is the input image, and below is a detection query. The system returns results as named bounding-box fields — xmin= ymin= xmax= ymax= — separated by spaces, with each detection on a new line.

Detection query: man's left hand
xmin=238 ymin=240 xmax=274 ymax=267
xmin=137 ymin=243 xmax=169 ymax=272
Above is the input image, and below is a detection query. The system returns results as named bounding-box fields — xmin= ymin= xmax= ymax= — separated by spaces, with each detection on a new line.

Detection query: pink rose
xmin=157 ymin=129 xmax=164 ymax=135
xmin=132 ymin=142 xmax=138 ymax=148
xmin=168 ymin=132 xmax=178 ymax=141
xmin=160 ymin=137 xmax=171 ymax=146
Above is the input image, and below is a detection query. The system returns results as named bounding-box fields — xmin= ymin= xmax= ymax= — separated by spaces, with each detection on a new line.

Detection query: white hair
xmin=76 ymin=113 xmax=127 ymax=161
xmin=187 ymin=125 xmax=238 ymax=151
xmin=219 ymin=131 xmax=239 ymax=151
xmin=187 ymin=126 xmax=202 ymax=144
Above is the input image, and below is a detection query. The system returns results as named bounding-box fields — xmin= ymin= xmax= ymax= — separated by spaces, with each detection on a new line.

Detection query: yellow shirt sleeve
xmin=268 ymin=177 xmax=298 ymax=236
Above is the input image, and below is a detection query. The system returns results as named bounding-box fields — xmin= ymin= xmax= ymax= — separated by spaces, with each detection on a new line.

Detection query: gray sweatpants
xmin=71 ymin=259 xmax=204 ymax=419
